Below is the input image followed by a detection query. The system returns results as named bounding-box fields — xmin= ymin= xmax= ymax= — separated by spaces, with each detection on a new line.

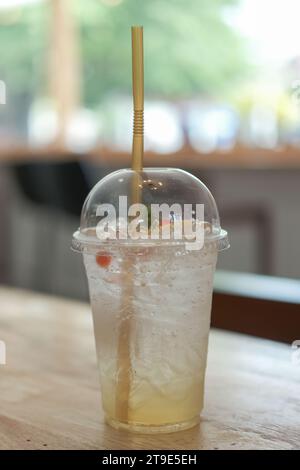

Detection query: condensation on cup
xmin=72 ymin=168 xmax=229 ymax=433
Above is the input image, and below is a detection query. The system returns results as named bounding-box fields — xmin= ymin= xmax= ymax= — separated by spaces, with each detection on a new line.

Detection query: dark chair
xmin=13 ymin=161 xmax=90 ymax=216
xmin=10 ymin=160 xmax=91 ymax=293
xmin=213 ymin=270 xmax=300 ymax=343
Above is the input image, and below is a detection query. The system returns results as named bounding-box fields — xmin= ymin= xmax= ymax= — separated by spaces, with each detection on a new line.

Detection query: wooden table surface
xmin=0 ymin=287 xmax=299 ymax=450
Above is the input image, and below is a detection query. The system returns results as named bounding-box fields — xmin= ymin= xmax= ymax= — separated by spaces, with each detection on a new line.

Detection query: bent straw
xmin=115 ymin=26 xmax=144 ymax=423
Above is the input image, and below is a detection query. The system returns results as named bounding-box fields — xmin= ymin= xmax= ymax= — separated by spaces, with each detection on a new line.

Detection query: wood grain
xmin=0 ymin=286 xmax=299 ymax=450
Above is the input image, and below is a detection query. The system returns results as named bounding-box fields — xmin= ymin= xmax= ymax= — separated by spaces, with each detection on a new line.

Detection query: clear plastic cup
xmin=72 ymin=168 xmax=229 ymax=433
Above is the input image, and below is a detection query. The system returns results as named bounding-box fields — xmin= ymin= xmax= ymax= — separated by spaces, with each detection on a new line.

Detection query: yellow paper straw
xmin=115 ymin=26 xmax=144 ymax=423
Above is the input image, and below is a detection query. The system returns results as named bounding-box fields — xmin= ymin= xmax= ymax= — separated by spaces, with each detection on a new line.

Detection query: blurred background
xmin=0 ymin=0 xmax=300 ymax=301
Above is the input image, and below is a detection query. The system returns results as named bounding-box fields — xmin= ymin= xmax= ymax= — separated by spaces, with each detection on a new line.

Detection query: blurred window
xmin=0 ymin=0 xmax=300 ymax=155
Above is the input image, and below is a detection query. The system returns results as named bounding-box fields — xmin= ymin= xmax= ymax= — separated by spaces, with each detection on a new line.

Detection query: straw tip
xmin=131 ymin=25 xmax=143 ymax=31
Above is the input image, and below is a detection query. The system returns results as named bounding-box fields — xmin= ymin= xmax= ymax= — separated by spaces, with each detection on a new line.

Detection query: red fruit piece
xmin=161 ymin=219 xmax=171 ymax=226
xmin=96 ymin=253 xmax=112 ymax=268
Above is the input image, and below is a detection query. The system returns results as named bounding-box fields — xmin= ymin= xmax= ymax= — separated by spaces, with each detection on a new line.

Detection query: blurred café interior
xmin=0 ymin=0 xmax=300 ymax=342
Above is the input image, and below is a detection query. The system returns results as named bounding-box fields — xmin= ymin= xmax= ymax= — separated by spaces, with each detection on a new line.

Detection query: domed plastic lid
xmin=72 ymin=168 xmax=229 ymax=252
